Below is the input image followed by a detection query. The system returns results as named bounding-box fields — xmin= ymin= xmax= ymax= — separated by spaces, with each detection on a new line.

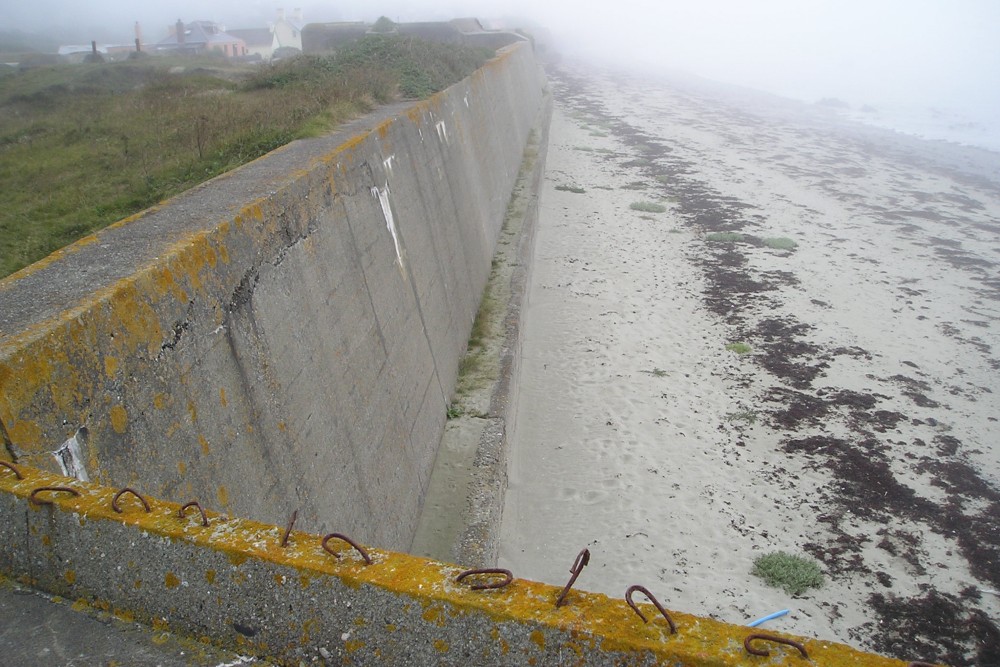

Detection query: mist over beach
xmin=5 ymin=0 xmax=999 ymax=155
xmin=4 ymin=1 xmax=998 ymax=663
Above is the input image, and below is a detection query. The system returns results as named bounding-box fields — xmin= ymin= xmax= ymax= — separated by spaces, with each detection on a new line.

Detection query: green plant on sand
xmin=726 ymin=342 xmax=752 ymax=355
xmin=629 ymin=201 xmax=666 ymax=213
xmin=752 ymin=551 xmax=824 ymax=595
xmin=763 ymin=236 xmax=797 ymax=251
xmin=555 ymin=184 xmax=586 ymax=194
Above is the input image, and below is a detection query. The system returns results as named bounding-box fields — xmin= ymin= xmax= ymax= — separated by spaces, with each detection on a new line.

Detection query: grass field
xmin=0 ymin=36 xmax=492 ymax=278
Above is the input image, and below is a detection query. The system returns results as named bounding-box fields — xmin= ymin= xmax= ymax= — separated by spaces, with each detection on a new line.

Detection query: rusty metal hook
xmin=112 ymin=487 xmax=151 ymax=514
xmin=321 ymin=533 xmax=372 ymax=565
xmin=281 ymin=509 xmax=298 ymax=547
xmin=0 ymin=461 xmax=23 ymax=480
xmin=744 ymin=633 xmax=808 ymax=659
xmin=555 ymin=548 xmax=590 ymax=607
xmin=456 ymin=568 xmax=514 ymax=591
xmin=625 ymin=584 xmax=677 ymax=634
xmin=178 ymin=501 xmax=209 ymax=527
xmin=29 ymin=486 xmax=80 ymax=506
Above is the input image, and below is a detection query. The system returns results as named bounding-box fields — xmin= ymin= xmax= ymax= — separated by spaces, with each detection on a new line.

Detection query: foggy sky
xmin=4 ymin=0 xmax=999 ymax=116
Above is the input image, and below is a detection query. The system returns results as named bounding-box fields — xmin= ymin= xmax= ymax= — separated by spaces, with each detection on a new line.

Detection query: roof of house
xmin=227 ymin=28 xmax=274 ymax=48
xmin=157 ymin=21 xmax=243 ymax=48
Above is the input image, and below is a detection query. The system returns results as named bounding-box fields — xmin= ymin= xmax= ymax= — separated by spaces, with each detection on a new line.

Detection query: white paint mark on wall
xmin=464 ymin=94 xmax=469 ymax=107
xmin=383 ymin=154 xmax=395 ymax=176
xmin=53 ymin=427 xmax=89 ymax=481
xmin=371 ymin=184 xmax=403 ymax=268
xmin=435 ymin=120 xmax=448 ymax=144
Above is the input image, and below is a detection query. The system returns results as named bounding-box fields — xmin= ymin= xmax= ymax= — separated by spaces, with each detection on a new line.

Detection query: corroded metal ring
xmin=625 ymin=585 xmax=677 ymax=634
xmin=29 ymin=486 xmax=80 ymax=506
xmin=456 ymin=568 xmax=514 ymax=591
xmin=321 ymin=533 xmax=372 ymax=565
xmin=744 ymin=633 xmax=808 ymax=658
xmin=112 ymin=487 xmax=151 ymax=513
xmin=178 ymin=501 xmax=209 ymax=527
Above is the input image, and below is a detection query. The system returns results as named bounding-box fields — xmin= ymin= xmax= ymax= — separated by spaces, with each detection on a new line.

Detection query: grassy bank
xmin=0 ymin=36 xmax=492 ymax=278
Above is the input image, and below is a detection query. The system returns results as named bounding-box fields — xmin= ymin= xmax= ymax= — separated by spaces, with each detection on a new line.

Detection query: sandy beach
xmin=497 ymin=63 xmax=1000 ymax=665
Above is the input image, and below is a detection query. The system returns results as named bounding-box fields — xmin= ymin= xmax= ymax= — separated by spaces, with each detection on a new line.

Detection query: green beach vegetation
xmin=0 ymin=35 xmax=492 ymax=278
xmin=752 ymin=551 xmax=824 ymax=596
xmin=629 ymin=200 xmax=667 ymax=213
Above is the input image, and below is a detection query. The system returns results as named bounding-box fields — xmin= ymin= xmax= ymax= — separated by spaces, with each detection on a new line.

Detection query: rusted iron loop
xmin=281 ymin=509 xmax=298 ymax=547
xmin=625 ymin=585 xmax=677 ymax=634
xmin=178 ymin=501 xmax=209 ymax=527
xmin=555 ymin=548 xmax=590 ymax=607
xmin=456 ymin=568 xmax=514 ymax=591
xmin=0 ymin=461 xmax=23 ymax=480
xmin=321 ymin=533 xmax=372 ymax=565
xmin=29 ymin=486 xmax=80 ymax=506
xmin=112 ymin=487 xmax=151 ymax=514
xmin=744 ymin=633 xmax=808 ymax=659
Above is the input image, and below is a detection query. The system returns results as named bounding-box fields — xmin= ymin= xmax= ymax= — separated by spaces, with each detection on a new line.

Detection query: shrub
xmin=630 ymin=201 xmax=666 ymax=213
xmin=726 ymin=342 xmax=752 ymax=355
xmin=706 ymin=232 xmax=744 ymax=243
xmin=752 ymin=551 xmax=824 ymax=595
xmin=763 ymin=237 xmax=797 ymax=251
xmin=555 ymin=184 xmax=585 ymax=193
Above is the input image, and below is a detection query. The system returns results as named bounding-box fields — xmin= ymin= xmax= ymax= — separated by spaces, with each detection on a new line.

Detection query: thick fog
xmin=4 ymin=0 xmax=999 ymax=137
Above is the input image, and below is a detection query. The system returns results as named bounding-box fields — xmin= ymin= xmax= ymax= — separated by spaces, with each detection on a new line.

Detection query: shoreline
xmin=498 ymin=63 xmax=1000 ymax=666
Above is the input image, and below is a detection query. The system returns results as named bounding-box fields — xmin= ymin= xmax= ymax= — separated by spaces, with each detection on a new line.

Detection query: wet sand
xmin=498 ymin=63 xmax=1000 ymax=666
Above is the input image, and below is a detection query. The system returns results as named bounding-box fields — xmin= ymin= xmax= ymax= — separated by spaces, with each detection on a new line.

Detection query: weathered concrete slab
xmin=0 ymin=462 xmax=912 ymax=666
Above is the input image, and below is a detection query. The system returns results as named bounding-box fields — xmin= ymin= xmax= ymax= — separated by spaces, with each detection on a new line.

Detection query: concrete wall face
xmin=0 ymin=43 xmax=544 ymax=552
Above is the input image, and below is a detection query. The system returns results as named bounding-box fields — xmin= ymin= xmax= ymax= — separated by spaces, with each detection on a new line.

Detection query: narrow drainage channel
xmin=409 ymin=97 xmax=550 ymax=565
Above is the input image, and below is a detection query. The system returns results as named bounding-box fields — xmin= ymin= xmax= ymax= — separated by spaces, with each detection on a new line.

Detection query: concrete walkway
xmin=0 ymin=577 xmax=267 ymax=666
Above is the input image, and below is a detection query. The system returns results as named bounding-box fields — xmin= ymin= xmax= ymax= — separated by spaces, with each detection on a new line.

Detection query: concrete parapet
xmin=0 ymin=461 xmax=913 ymax=666
xmin=0 ymin=43 xmax=544 ymax=552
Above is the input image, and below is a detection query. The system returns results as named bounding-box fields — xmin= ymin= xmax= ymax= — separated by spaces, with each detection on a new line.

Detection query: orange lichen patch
xmin=187 ymin=401 xmax=198 ymax=424
xmin=6 ymin=419 xmax=43 ymax=447
xmin=433 ymin=639 xmax=449 ymax=653
xmin=153 ymin=393 xmax=168 ymax=410
xmin=177 ymin=461 xmax=187 ymax=475
xmin=219 ymin=388 xmax=227 ymax=407
xmin=217 ymin=486 xmax=229 ymax=507
xmin=198 ymin=435 xmax=210 ymax=456
xmin=344 ymin=639 xmax=365 ymax=654
xmin=114 ymin=608 xmax=136 ymax=624
xmin=164 ymin=572 xmax=180 ymax=589
xmin=205 ymin=570 xmax=216 ymax=585
xmin=376 ymin=118 xmax=393 ymax=139
xmin=104 ymin=356 xmax=119 ymax=377
xmin=529 ymin=630 xmax=545 ymax=651
xmin=421 ymin=605 xmax=445 ymax=626
xmin=109 ymin=405 xmax=128 ymax=433
xmin=64 ymin=570 xmax=76 ymax=584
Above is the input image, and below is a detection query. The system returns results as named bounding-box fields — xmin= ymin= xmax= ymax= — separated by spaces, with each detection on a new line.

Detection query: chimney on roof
xmin=293 ymin=7 xmax=302 ymax=21
xmin=276 ymin=8 xmax=285 ymax=21
xmin=134 ymin=21 xmax=143 ymax=44
xmin=176 ymin=19 xmax=184 ymax=44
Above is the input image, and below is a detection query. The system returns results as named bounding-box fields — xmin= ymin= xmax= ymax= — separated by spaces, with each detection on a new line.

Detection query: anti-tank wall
xmin=0 ymin=42 xmax=544 ymax=552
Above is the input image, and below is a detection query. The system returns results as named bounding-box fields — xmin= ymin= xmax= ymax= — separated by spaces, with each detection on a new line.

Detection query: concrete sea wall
xmin=0 ymin=462 xmax=909 ymax=666
xmin=0 ymin=42 xmax=543 ymax=552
